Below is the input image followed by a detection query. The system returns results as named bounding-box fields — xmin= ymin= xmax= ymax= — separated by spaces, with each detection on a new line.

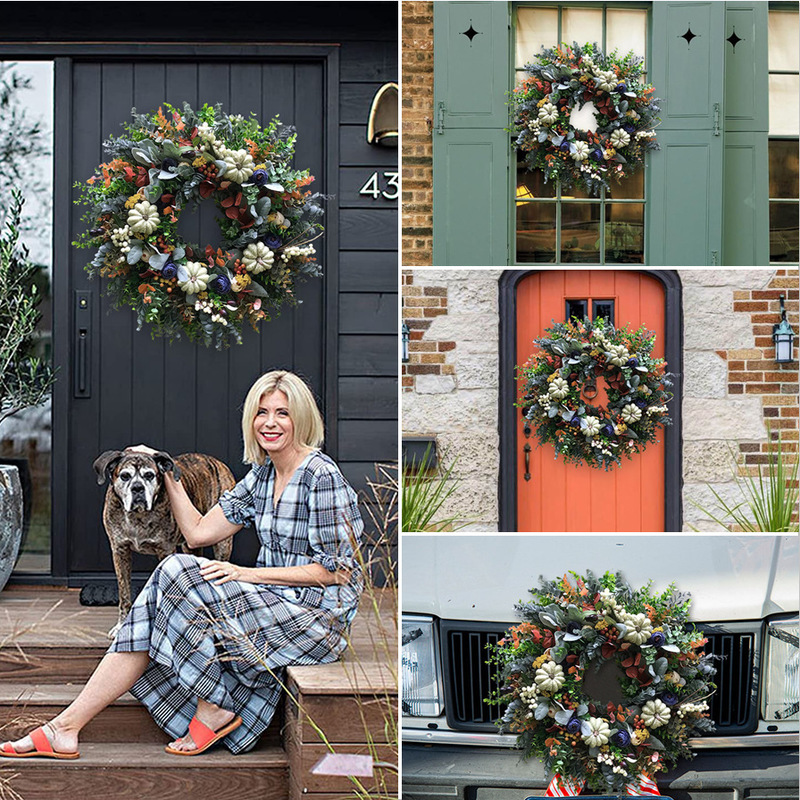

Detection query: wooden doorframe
xmin=498 ymin=270 xmax=684 ymax=532
xmin=0 ymin=43 xmax=340 ymax=582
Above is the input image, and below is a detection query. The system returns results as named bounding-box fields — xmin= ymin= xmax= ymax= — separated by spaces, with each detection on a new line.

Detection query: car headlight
xmin=402 ymin=615 xmax=443 ymax=717
xmin=762 ymin=616 xmax=799 ymax=723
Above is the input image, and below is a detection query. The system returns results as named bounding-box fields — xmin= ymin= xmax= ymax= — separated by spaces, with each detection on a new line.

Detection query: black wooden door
xmin=57 ymin=54 xmax=336 ymax=583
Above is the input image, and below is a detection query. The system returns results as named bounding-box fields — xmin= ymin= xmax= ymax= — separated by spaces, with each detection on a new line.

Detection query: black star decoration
xmin=727 ymin=27 xmax=743 ymax=50
xmin=461 ymin=21 xmax=482 ymax=45
xmin=680 ymin=26 xmax=698 ymax=47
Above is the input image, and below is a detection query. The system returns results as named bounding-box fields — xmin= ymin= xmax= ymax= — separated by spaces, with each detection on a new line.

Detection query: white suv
xmin=402 ymin=536 xmax=799 ymax=799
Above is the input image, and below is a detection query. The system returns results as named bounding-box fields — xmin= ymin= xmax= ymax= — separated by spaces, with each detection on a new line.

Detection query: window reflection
xmin=0 ymin=61 xmax=53 ymax=575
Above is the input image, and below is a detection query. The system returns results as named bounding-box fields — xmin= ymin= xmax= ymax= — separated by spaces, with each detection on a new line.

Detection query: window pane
xmin=593 ymin=300 xmax=615 ymax=325
xmin=605 ymin=203 xmax=644 ymax=263
xmin=770 ymin=202 xmax=800 ymax=263
xmin=769 ymin=140 xmax=800 ymax=199
xmin=566 ymin=299 xmax=588 ymax=322
xmin=562 ymin=8 xmax=603 ymax=50
xmin=769 ymin=10 xmax=800 ymax=72
xmin=561 ymin=202 xmax=601 ymax=263
xmin=516 ymin=7 xmax=558 ymax=69
xmin=517 ymin=153 xmax=556 ymax=199
xmin=0 ymin=61 xmax=53 ymax=575
xmin=769 ymin=74 xmax=800 ymax=136
xmin=607 ymin=9 xmax=647 ymax=62
xmin=607 ymin=169 xmax=644 ymax=200
xmin=517 ymin=202 xmax=557 ymax=262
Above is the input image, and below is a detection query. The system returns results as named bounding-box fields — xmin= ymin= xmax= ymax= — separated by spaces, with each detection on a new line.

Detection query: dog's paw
xmin=107 ymin=622 xmax=122 ymax=640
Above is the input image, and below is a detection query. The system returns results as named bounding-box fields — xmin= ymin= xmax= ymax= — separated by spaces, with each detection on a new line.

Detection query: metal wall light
xmin=367 ymin=83 xmax=398 ymax=147
xmin=773 ymin=295 xmax=795 ymax=363
xmin=402 ymin=321 xmax=410 ymax=362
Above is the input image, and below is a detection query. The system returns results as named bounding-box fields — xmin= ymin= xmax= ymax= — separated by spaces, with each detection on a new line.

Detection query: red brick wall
xmin=724 ymin=269 xmax=799 ymax=472
xmin=401 ymin=271 xmax=454 ymax=391
xmin=401 ymin=1 xmax=434 ymax=266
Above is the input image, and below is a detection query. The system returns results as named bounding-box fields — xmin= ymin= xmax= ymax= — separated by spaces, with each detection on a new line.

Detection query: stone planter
xmin=0 ymin=465 xmax=24 ymax=592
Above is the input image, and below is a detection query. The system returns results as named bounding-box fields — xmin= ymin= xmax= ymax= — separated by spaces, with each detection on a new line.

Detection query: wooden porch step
xmin=0 ymin=683 xmax=281 ymax=745
xmin=0 ymin=740 xmax=288 ymax=800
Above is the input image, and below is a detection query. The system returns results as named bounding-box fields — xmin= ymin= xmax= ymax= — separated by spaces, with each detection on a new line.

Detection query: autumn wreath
xmin=517 ymin=316 xmax=672 ymax=470
xmin=74 ymin=103 xmax=324 ymax=348
xmin=512 ymin=42 xmax=660 ymax=195
xmin=487 ymin=571 xmax=717 ymax=796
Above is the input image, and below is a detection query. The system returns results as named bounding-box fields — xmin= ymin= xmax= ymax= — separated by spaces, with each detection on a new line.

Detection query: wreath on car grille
xmin=517 ymin=317 xmax=672 ymax=470
xmin=74 ymin=102 xmax=324 ymax=348
xmin=486 ymin=571 xmax=717 ymax=796
xmin=512 ymin=42 xmax=661 ymax=195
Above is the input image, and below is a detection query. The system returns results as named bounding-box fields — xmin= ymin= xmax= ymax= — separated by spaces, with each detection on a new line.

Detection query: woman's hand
xmin=126 ymin=444 xmax=159 ymax=456
xmin=200 ymin=560 xmax=250 ymax=585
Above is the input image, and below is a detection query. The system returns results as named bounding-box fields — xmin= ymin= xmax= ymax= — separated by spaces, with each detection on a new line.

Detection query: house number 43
xmin=359 ymin=171 xmax=398 ymax=201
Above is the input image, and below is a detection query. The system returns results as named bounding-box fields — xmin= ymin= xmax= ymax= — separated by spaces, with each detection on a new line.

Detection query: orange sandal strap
xmin=29 ymin=728 xmax=53 ymax=754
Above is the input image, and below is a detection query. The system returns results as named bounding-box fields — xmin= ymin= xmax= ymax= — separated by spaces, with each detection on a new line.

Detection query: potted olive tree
xmin=0 ymin=189 xmax=55 ymax=590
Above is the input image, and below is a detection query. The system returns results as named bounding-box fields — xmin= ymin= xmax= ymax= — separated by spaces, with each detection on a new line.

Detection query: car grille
xmin=440 ymin=621 xmax=758 ymax=734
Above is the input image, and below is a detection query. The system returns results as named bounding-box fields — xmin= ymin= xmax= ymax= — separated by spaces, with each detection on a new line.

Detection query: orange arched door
xmin=516 ymin=271 xmax=666 ymax=532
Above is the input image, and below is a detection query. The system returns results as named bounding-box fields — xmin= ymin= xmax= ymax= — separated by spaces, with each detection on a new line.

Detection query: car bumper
xmin=402 ymin=743 xmax=800 ymax=800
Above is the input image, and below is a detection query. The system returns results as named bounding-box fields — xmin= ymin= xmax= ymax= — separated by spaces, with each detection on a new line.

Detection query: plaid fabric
xmin=108 ymin=452 xmax=363 ymax=754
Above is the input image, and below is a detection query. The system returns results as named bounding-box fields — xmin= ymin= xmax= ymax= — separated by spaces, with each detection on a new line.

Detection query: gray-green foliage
xmin=0 ymin=190 xmax=56 ymax=425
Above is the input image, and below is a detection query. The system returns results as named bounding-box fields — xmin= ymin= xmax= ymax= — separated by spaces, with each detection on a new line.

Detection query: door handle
xmin=74 ymin=290 xmax=91 ymax=398
xmin=523 ymin=443 xmax=531 ymax=482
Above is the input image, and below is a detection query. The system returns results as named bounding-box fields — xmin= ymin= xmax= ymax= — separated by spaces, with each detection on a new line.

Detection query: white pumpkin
xmin=621 ymin=403 xmax=643 ymax=425
xmin=581 ymin=716 xmax=611 ymax=747
xmin=242 ymin=242 xmax=274 ymax=274
xmin=222 ymin=148 xmax=255 ymax=184
xmin=641 ymin=699 xmax=671 ymax=729
xmin=548 ymin=377 xmax=569 ymax=401
xmin=622 ymin=611 xmax=652 ymax=644
xmin=178 ymin=262 xmax=210 ymax=294
xmin=127 ymin=200 xmax=160 ymax=236
xmin=533 ymin=661 xmax=565 ymax=694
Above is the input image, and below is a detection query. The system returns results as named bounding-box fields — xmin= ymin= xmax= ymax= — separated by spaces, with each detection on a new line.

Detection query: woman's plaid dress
xmin=107 ymin=451 xmax=363 ymax=753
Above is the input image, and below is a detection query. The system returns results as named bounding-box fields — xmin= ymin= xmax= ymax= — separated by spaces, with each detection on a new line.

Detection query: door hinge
xmin=436 ymin=101 xmax=445 ymax=135
xmin=711 ymin=250 xmax=719 ymax=266
xmin=713 ymin=103 xmax=721 ymax=136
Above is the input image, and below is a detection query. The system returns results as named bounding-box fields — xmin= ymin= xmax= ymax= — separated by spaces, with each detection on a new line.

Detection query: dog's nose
xmin=131 ymin=482 xmax=145 ymax=494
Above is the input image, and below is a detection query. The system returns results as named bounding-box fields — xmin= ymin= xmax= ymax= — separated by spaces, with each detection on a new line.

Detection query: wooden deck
xmin=0 ymin=585 xmax=397 ymax=800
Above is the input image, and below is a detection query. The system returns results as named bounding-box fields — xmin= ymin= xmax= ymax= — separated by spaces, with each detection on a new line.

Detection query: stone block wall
xmin=402 ymin=268 xmax=799 ymax=532
xmin=401 ymin=270 xmax=502 ymax=530
xmin=401 ymin=1 xmax=434 ymax=266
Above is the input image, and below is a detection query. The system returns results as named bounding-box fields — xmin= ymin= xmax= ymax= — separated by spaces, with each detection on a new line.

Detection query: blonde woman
xmin=1 ymin=371 xmax=363 ymax=758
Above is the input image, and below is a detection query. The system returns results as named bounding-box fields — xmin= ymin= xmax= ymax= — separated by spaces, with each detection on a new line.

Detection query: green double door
xmin=433 ymin=1 xmax=769 ymax=267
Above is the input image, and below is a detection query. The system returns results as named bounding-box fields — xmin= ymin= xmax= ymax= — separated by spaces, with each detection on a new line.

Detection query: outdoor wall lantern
xmin=402 ymin=321 xmax=410 ymax=362
xmin=367 ymin=83 xmax=398 ymax=147
xmin=773 ymin=295 xmax=795 ymax=363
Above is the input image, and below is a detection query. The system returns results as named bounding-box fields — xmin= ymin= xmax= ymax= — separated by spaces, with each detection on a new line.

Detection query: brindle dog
xmin=92 ymin=450 xmax=236 ymax=638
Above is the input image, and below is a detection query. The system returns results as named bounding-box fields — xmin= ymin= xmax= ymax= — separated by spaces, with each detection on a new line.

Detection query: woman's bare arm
xmin=199 ymin=560 xmax=350 ymax=587
xmin=163 ymin=472 xmax=242 ymax=548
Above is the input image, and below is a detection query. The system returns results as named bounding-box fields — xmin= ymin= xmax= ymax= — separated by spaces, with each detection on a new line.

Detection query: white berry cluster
xmin=596 ymin=751 xmax=628 ymax=777
xmin=647 ymin=405 xmax=668 ymax=416
xmin=676 ymin=700 xmax=709 ymax=719
xmin=194 ymin=298 xmax=215 ymax=314
xmin=210 ymin=312 xmax=229 ymax=327
xmin=111 ymin=225 xmax=131 ymax=253
xmin=591 ymin=440 xmax=618 ymax=459
xmin=281 ymin=244 xmax=316 ymax=262
xmin=519 ymin=684 xmax=540 ymax=717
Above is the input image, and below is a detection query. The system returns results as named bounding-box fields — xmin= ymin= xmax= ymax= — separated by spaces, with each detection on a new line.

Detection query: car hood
xmin=403 ymin=535 xmax=798 ymax=623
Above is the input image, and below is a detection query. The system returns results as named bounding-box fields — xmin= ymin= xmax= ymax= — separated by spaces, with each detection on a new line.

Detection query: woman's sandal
xmin=0 ymin=726 xmax=80 ymax=759
xmin=164 ymin=715 xmax=242 ymax=756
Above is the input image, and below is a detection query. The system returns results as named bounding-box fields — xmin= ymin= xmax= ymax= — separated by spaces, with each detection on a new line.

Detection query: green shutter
xmin=648 ymin=1 xmax=726 ymax=266
xmin=433 ymin=1 xmax=511 ymax=266
xmin=722 ymin=1 xmax=769 ymax=265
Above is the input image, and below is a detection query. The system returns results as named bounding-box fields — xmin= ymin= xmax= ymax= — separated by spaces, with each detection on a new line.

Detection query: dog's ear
xmin=93 ymin=450 xmax=125 ymax=485
xmin=153 ymin=451 xmax=182 ymax=482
